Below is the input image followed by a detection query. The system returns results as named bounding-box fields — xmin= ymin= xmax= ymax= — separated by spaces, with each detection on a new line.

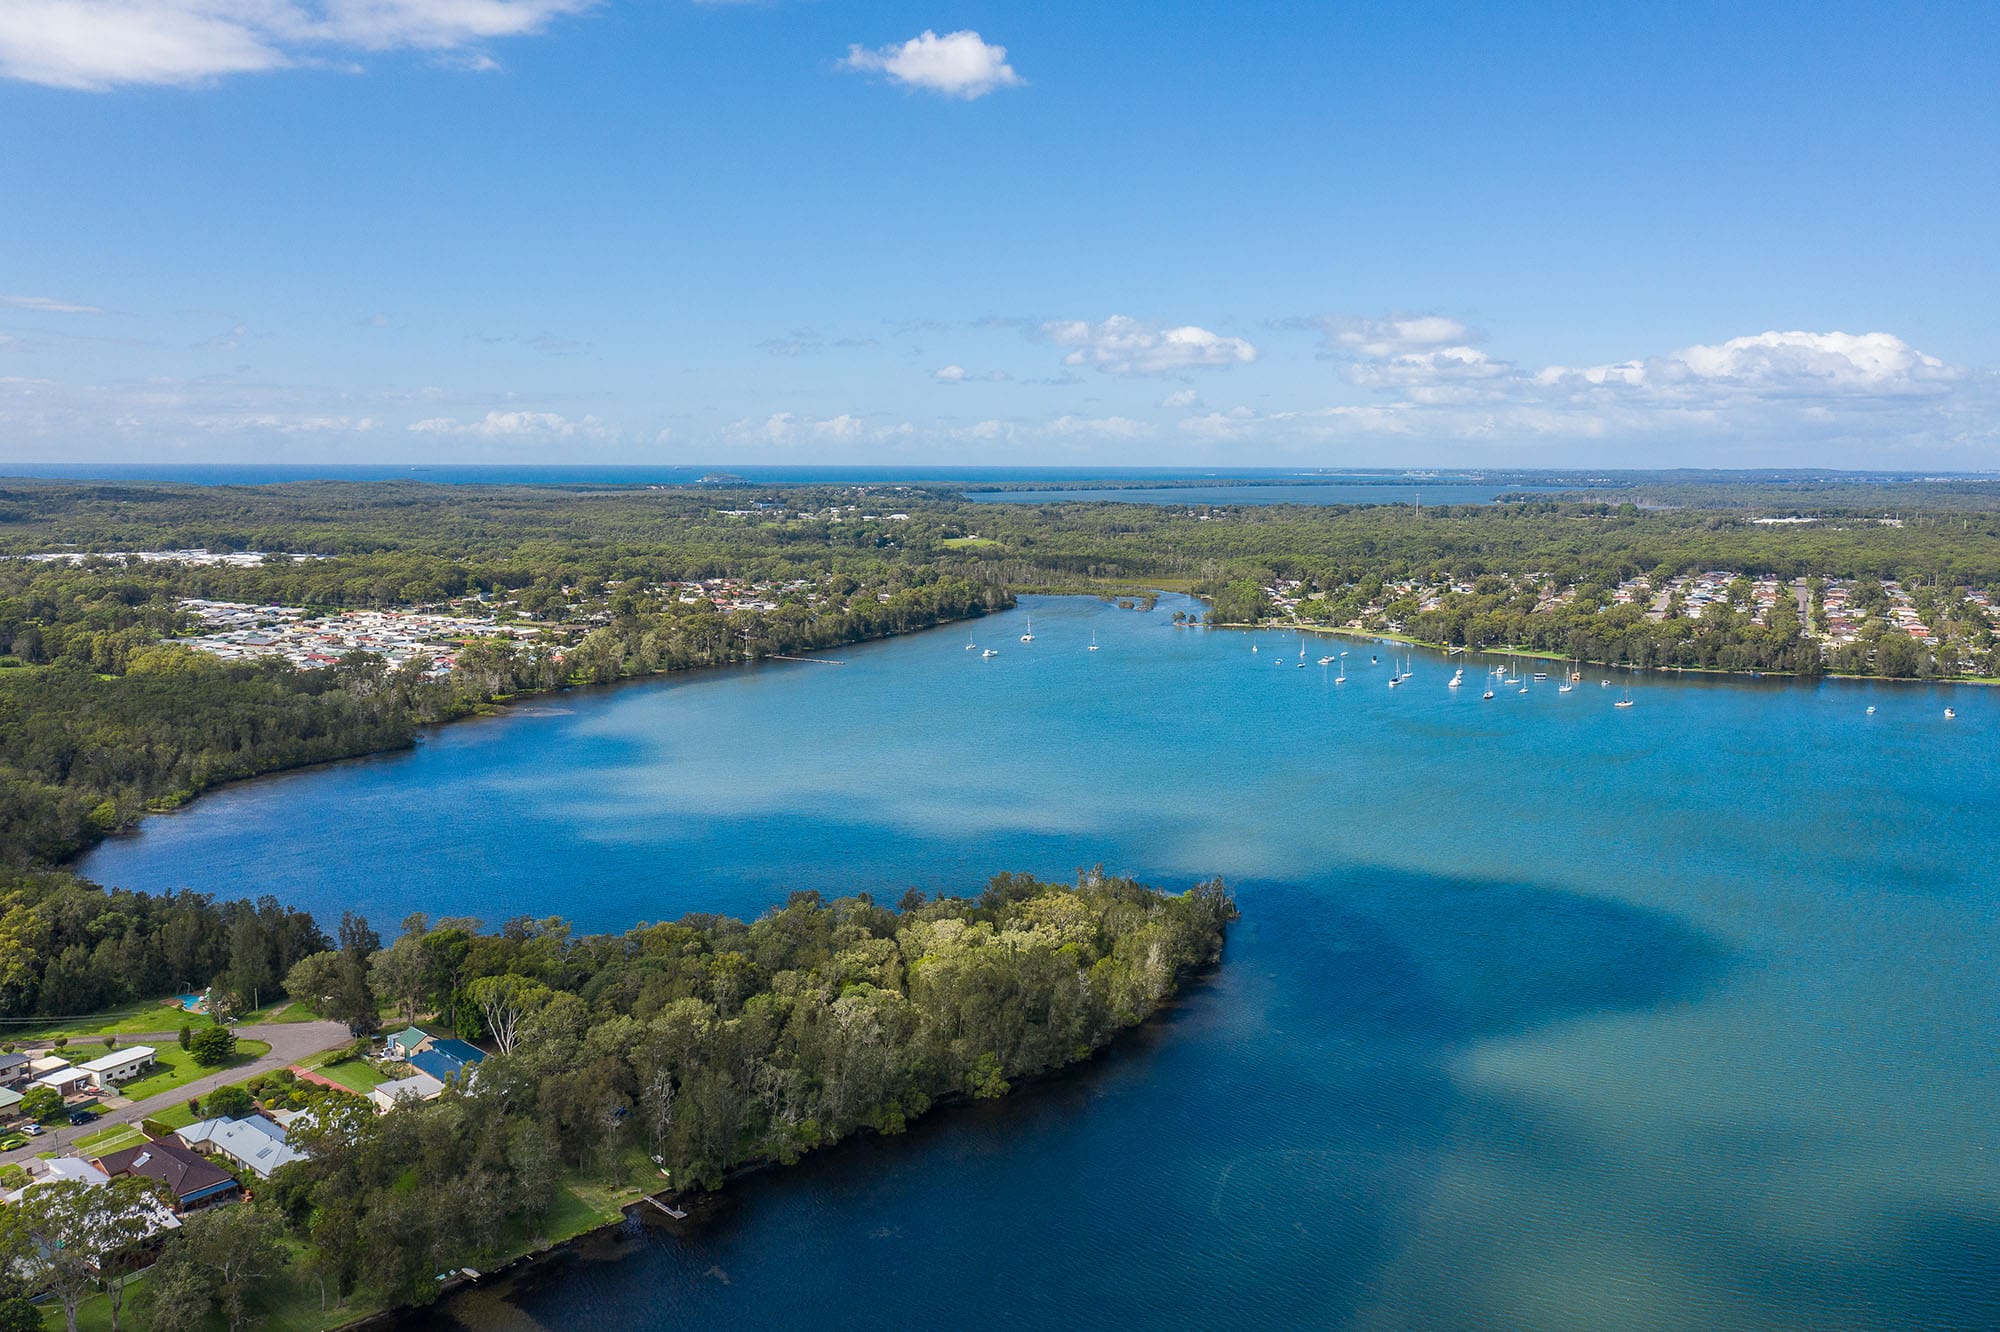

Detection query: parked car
xmin=66 ymin=1108 xmax=97 ymax=1127
xmin=20 ymin=1124 xmax=42 ymax=1136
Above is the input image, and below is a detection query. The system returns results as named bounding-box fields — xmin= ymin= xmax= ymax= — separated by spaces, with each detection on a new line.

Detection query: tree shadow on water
xmin=404 ymin=865 xmax=1734 ymax=1332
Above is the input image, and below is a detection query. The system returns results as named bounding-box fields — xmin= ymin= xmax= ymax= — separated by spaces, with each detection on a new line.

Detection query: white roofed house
xmin=30 ymin=1066 xmax=91 ymax=1099
xmin=78 ymin=1046 xmax=157 ymax=1091
xmin=176 ymin=1115 xmax=307 ymax=1179
xmin=368 ymin=1072 xmax=445 ymax=1113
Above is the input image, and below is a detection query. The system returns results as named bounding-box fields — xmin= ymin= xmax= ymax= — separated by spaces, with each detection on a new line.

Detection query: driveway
xmin=1 ymin=1020 xmax=351 ymax=1168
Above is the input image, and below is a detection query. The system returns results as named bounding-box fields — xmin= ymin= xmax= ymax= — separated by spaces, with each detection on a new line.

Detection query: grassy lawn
xmin=115 ymin=1039 xmax=271 ymax=1102
xmin=940 ymin=535 xmax=1000 ymax=548
xmin=73 ymin=1121 xmax=147 ymax=1155
xmin=0 ymin=999 xmax=198 ymax=1044
xmin=311 ymin=1057 xmax=388 ymax=1094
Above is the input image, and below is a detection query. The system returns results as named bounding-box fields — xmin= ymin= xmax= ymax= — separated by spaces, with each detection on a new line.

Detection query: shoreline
xmin=64 ymin=601 xmax=1009 ymax=879
xmin=1206 ymin=620 xmax=2000 ymax=687
xmin=344 ymin=959 xmax=1224 ymax=1332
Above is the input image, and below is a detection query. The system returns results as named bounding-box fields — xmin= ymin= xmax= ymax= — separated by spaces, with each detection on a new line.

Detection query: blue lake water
xmin=79 ymin=596 xmax=2000 ymax=1330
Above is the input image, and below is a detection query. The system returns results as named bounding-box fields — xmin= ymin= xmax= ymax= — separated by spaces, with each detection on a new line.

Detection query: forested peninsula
xmin=0 ymin=479 xmax=1244 ymax=1331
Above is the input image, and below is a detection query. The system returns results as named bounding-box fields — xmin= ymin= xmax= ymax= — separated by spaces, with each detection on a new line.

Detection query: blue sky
xmin=1 ymin=1 xmax=1996 ymax=467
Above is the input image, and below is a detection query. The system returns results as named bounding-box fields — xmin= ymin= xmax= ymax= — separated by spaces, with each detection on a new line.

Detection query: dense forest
xmin=4 ymin=871 xmax=1233 ymax=1326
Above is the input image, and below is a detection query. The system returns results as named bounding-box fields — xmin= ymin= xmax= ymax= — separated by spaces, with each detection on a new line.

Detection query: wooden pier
xmin=640 ymin=1195 xmax=688 ymax=1219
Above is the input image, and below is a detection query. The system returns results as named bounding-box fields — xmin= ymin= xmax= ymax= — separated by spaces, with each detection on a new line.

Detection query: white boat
xmin=1336 ymin=653 xmax=1347 ymax=685
xmin=1088 ymin=629 xmax=1100 ymax=652
xmin=1019 ymin=614 xmax=1034 ymax=643
xmin=982 ymin=648 xmax=998 ymax=658
xmin=1865 ymin=705 xmax=1876 ymax=715
xmin=1945 ymin=707 xmax=1957 ymax=719
xmin=1318 ymin=656 xmax=1335 ymax=666
xmin=1482 ymin=689 xmax=1495 ymax=700
xmin=1297 ymin=642 xmax=1307 ymax=668
xmin=1615 ymin=686 xmax=1634 ymax=709
xmin=1558 ymin=680 xmax=1573 ymax=694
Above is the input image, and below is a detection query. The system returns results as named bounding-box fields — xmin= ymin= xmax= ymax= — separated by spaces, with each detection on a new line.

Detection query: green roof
xmin=387 ymin=1026 xmax=429 ymax=1049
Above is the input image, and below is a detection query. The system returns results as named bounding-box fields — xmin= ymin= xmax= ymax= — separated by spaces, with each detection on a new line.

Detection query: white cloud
xmin=1177 ymin=408 xmax=1259 ymax=441
xmin=1317 ymin=314 xmax=1472 ymax=359
xmin=1043 ymin=414 xmax=1148 ymax=439
xmin=725 ymin=412 xmax=904 ymax=445
xmin=2 ymin=294 xmax=103 ymax=313
xmin=840 ymin=29 xmax=1022 ymax=100
xmin=1545 ymin=330 xmax=1955 ymax=395
xmin=0 ymin=0 xmax=597 ymax=91
xmin=408 ymin=409 xmax=607 ymax=438
xmin=1040 ymin=315 xmax=1257 ymax=377
xmin=932 ymin=363 xmax=1008 ymax=383
xmin=1160 ymin=388 xmax=1202 ymax=409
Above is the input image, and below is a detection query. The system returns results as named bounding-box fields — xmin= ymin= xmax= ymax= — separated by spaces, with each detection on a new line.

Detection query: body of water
xmin=965 ymin=482 xmax=1546 ymax=506
xmin=0 ymin=464 xmax=1538 ymax=506
xmin=80 ymin=597 xmax=2000 ymax=1330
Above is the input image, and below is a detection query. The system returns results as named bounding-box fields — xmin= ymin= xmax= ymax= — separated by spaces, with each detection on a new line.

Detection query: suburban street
xmin=0 ymin=1020 xmax=351 ymax=1169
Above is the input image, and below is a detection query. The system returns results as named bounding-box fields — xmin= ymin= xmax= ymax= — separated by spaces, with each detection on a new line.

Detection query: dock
xmin=640 ymin=1196 xmax=688 ymax=1220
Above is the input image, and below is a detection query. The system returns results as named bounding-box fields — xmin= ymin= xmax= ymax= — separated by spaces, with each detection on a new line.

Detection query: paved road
xmin=1 ymin=1020 xmax=351 ymax=1168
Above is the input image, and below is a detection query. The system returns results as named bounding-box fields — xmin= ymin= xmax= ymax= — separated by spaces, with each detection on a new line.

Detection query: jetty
xmin=640 ymin=1195 xmax=688 ymax=1219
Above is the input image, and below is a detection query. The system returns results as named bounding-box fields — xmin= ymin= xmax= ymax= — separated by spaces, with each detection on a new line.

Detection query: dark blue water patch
xmin=394 ymin=872 xmax=1728 ymax=1332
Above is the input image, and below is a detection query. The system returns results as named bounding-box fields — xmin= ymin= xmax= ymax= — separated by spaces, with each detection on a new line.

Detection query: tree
xmin=205 ymin=1083 xmax=255 ymax=1119
xmin=465 ymin=974 xmax=551 ymax=1055
xmin=17 ymin=1085 xmax=60 ymax=1124
xmin=0 ymin=1179 xmax=160 ymax=1332
xmin=94 ymin=1178 xmax=164 ymax=1332
xmin=189 ymin=1025 xmax=237 ymax=1067
xmin=368 ymin=936 xmax=429 ymax=1028
xmin=282 ymin=950 xmax=343 ymax=1013
xmin=177 ymin=1023 xmax=192 ymax=1050
xmin=148 ymin=1205 xmax=283 ymax=1332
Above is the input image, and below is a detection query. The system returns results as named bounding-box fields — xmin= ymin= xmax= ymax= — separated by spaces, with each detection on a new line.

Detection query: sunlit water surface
xmin=81 ymin=596 xmax=2000 ymax=1330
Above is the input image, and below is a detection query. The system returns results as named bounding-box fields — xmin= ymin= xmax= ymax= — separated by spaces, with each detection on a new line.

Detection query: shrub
xmin=178 ymin=1024 xmax=192 ymax=1050
xmin=189 ymin=1026 xmax=237 ymax=1067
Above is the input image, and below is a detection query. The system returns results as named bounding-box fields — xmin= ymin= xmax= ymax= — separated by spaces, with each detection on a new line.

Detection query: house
xmin=31 ymin=1067 xmax=92 ymax=1099
xmin=368 ymin=1072 xmax=444 ymax=1113
xmin=406 ymin=1037 xmax=485 ymax=1087
xmin=0 ymin=1088 xmax=21 ymax=1118
xmin=0 ymin=1053 xmax=28 ymax=1086
xmin=25 ymin=1055 xmax=71 ymax=1079
xmin=97 ymin=1139 xmax=241 ymax=1211
xmin=176 ymin=1116 xmax=307 ymax=1179
xmin=384 ymin=1026 xmax=432 ymax=1060
xmin=78 ymin=1046 xmax=157 ymax=1091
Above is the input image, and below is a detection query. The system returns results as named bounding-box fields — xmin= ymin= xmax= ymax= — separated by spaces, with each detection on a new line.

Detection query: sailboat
xmin=1482 ymin=687 xmax=1495 ymax=699
xmin=1448 ymin=666 xmax=1463 ymax=689
xmin=1019 ymin=614 xmax=1034 ymax=643
xmin=1615 ymin=686 xmax=1634 ymax=709
xmin=1336 ymin=654 xmax=1347 ymax=684
xmin=1088 ymin=628 xmax=1100 ymax=652
xmin=965 ymin=630 xmax=976 ymax=650
xmin=1297 ymin=641 xmax=1307 ymax=668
